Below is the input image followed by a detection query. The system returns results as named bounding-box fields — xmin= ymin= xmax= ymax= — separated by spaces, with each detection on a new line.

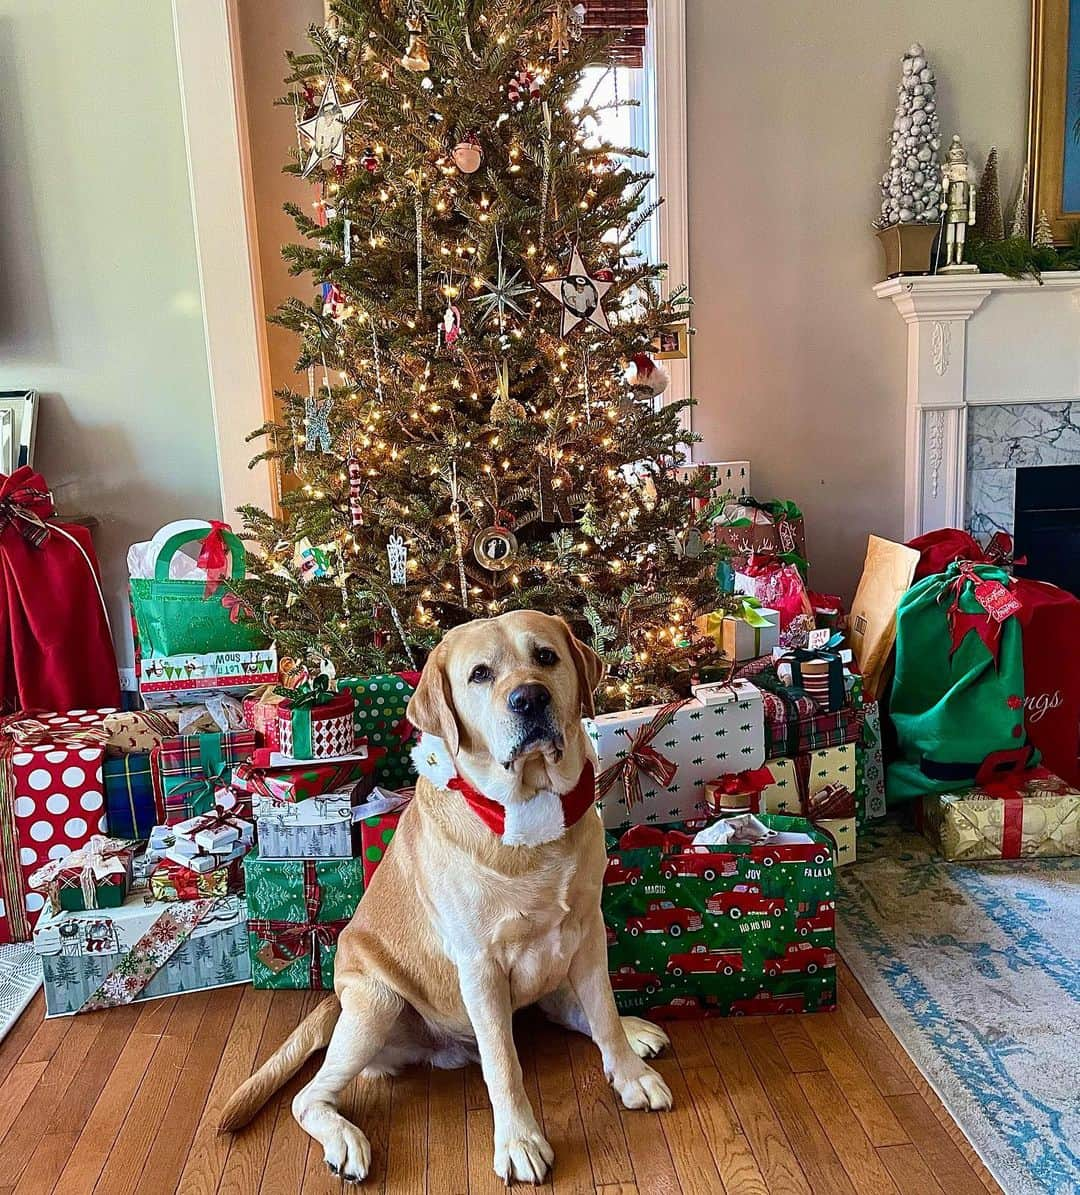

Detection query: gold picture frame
xmin=1028 ymin=0 xmax=1080 ymax=243
xmin=651 ymin=322 xmax=689 ymax=360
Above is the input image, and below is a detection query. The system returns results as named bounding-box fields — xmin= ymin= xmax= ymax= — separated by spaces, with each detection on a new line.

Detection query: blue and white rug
xmin=0 ymin=943 xmax=40 ymax=1042
xmin=838 ymin=822 xmax=1080 ymax=1195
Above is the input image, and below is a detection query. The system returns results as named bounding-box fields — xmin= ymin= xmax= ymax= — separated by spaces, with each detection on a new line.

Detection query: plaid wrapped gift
xmin=103 ymin=753 xmax=157 ymax=839
xmin=149 ymin=854 xmax=243 ymax=901
xmin=151 ymin=729 xmax=257 ymax=825
xmin=232 ymin=756 xmax=378 ymax=804
xmin=244 ymin=853 xmax=364 ymax=989
xmin=338 ymin=674 xmax=420 ymax=788
xmin=28 ymin=836 xmax=133 ymax=912
xmin=736 ymin=665 xmax=861 ymax=756
xmin=242 ymin=686 xmax=286 ymax=748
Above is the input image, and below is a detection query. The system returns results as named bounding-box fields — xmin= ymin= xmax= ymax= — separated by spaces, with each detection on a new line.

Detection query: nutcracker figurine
xmin=940 ymin=134 xmax=978 ymax=273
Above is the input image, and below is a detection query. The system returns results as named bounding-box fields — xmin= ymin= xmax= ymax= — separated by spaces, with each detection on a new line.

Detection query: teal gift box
xmin=103 ymin=753 xmax=157 ymax=839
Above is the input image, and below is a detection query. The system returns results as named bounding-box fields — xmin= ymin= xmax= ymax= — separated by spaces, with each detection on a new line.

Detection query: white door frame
xmin=172 ymin=0 xmax=690 ymax=501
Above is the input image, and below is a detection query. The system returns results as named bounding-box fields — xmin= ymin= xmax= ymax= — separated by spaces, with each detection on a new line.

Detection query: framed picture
xmin=0 ymin=391 xmax=38 ymax=475
xmin=1027 ymin=0 xmax=1080 ymax=243
xmin=651 ymin=322 xmax=689 ymax=360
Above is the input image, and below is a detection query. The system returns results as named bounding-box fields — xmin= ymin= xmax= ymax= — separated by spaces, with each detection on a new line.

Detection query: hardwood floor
xmin=0 ymin=960 xmax=1000 ymax=1195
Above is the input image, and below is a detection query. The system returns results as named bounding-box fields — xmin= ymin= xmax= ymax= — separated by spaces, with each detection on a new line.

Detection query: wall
xmin=0 ymin=1 xmax=222 ymax=670
xmin=686 ymin=0 xmax=1031 ymax=597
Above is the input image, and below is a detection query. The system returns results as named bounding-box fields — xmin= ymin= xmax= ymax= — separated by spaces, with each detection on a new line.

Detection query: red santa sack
xmin=0 ymin=468 xmax=120 ymax=713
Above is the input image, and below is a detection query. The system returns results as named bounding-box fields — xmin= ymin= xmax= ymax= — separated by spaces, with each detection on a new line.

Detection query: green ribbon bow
xmin=274 ymin=673 xmax=335 ymax=709
xmin=734 ymin=596 xmax=773 ymax=629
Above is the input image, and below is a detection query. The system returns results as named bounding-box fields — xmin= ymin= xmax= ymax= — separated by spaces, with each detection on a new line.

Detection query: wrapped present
xmin=860 ymin=700 xmax=887 ymax=821
xmin=774 ymin=647 xmax=846 ymax=713
xmin=273 ymin=679 xmax=356 ymax=761
xmin=0 ymin=711 xmax=113 ymax=943
xmin=255 ymin=794 xmax=357 ymax=860
xmin=359 ymin=799 xmax=411 ymax=886
xmin=585 ymin=682 xmax=765 ymax=831
xmin=730 ymin=665 xmax=861 ymax=756
xmin=603 ymin=813 xmax=836 ymax=1019
xmin=103 ymin=752 xmax=157 ymax=839
xmin=712 ymin=499 xmax=806 ymax=569
xmin=704 ymin=768 xmax=779 ymax=815
xmin=739 ymin=556 xmax=814 ymax=633
xmin=338 ymin=673 xmax=420 ymax=788
xmin=799 ymin=741 xmax=866 ymax=824
xmin=101 ymin=697 xmax=247 ymax=756
xmin=151 ymin=729 xmax=257 ymax=825
xmin=232 ymin=756 xmax=377 ymax=804
xmin=244 ymin=853 xmax=364 ymax=989
xmin=173 ymin=804 xmax=254 ymax=855
xmin=164 ymin=841 xmax=246 ymax=875
xmin=28 ymin=836 xmax=133 ymax=913
xmin=919 ymin=766 xmax=1080 ymax=861
xmin=33 ymin=891 xmax=249 ymax=1016
xmin=138 ymin=648 xmax=279 ymax=707
xmin=148 ymin=854 xmax=242 ymax=901
xmin=697 ymin=600 xmax=779 ymax=664
xmin=242 ymin=686 xmax=287 ymax=749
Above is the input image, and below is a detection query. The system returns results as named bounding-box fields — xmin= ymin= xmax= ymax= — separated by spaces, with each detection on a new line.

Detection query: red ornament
xmin=593 ymin=268 xmax=615 ymax=282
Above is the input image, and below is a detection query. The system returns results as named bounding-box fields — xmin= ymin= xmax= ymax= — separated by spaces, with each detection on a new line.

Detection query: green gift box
xmin=244 ymin=852 xmax=364 ymax=989
xmin=602 ymin=814 xmax=836 ymax=1019
xmin=339 ymin=674 xmax=419 ymax=788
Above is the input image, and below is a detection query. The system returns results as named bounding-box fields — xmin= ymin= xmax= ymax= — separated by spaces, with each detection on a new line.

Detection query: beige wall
xmin=686 ymin=0 xmax=1031 ymax=597
xmin=0 ymin=1 xmax=222 ymax=670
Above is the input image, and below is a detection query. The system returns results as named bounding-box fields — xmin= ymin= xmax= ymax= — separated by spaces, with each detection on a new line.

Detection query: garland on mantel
xmin=965 ymin=225 xmax=1080 ymax=282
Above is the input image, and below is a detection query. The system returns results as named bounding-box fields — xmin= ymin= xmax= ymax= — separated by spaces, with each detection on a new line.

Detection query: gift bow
xmin=273 ymin=673 xmax=335 ymax=708
xmin=595 ymin=699 xmax=689 ymax=811
xmin=939 ymin=562 xmax=1021 ymax=665
xmin=733 ymin=597 xmax=773 ymax=629
xmin=184 ymin=801 xmax=244 ymax=840
xmin=196 ymin=520 xmax=232 ymax=598
xmin=28 ymin=835 xmax=129 ymax=912
xmin=0 ymin=478 xmax=54 ymax=549
xmin=805 ymin=782 xmax=856 ymax=821
xmin=709 ymin=767 xmax=776 ymax=812
xmin=247 ymin=860 xmax=349 ymax=989
xmin=2 ymin=715 xmax=110 ymax=749
xmin=168 ymin=764 xmax=229 ymax=817
xmin=221 ymin=592 xmax=252 ymax=625
xmin=391 ymin=671 xmax=422 ymax=744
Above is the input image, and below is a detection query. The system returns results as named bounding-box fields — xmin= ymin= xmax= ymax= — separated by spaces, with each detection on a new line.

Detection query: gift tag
xmin=973 ymin=578 xmax=1022 ymax=622
xmin=255 ymin=942 xmax=295 ymax=974
xmin=808 ymin=628 xmax=832 ymax=650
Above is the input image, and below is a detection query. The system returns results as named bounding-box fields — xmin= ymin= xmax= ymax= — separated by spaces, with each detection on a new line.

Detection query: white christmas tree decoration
xmin=1010 ymin=162 xmax=1030 ymax=239
xmin=875 ymin=43 xmax=943 ymax=228
xmin=1034 ymin=209 xmax=1054 ymax=249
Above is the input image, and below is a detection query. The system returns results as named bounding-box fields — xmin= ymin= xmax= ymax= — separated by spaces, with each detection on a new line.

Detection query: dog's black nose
xmin=508 ymin=683 xmax=551 ymax=717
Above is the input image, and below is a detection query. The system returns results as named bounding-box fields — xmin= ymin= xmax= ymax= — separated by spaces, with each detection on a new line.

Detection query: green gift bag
xmin=129 ymin=520 xmax=268 ymax=658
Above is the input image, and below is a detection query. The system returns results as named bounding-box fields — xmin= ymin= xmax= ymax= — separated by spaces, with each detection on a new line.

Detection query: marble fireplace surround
xmin=875 ymin=271 xmax=1080 ymax=541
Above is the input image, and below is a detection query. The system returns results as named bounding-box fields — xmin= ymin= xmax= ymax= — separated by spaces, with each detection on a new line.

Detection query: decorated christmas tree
xmin=237 ymin=0 xmax=723 ymax=711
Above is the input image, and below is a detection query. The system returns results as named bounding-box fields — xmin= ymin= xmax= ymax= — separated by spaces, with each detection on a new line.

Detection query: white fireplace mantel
xmin=875 ymin=271 xmax=1080 ymax=538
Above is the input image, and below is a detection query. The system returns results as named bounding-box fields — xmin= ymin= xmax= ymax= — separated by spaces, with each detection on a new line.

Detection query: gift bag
xmin=0 ymin=469 xmax=120 ymax=713
xmin=129 ymin=520 xmax=268 ymax=659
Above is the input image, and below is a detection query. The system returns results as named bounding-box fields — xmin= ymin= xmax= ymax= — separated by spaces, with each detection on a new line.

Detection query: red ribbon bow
xmin=197 ymin=520 xmax=232 ymax=598
xmin=247 ymin=860 xmax=349 ymax=988
xmin=595 ymin=699 xmax=688 ymax=812
xmin=0 ymin=469 xmax=55 ymax=549
xmin=940 ymin=563 xmax=1022 ymax=665
xmin=391 ymin=671 xmax=423 ymax=744
xmin=221 ymin=592 xmax=251 ymax=624
xmin=707 ymin=767 xmax=776 ymax=812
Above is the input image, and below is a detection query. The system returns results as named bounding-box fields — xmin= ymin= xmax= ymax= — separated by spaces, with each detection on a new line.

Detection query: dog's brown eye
xmin=469 ymin=663 xmax=493 ymax=683
xmin=535 ymin=647 xmax=558 ymax=666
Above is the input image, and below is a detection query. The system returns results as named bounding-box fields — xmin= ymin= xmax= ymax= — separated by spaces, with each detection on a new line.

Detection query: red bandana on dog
xmin=412 ymin=735 xmax=597 ymax=846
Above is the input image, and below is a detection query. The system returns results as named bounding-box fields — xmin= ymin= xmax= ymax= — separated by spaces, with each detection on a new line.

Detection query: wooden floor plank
xmin=878 ymin=1143 xmax=948 ymax=1195
xmin=0 ymin=993 xmax=45 ymax=1082
xmin=534 ymin=1030 xmax=593 ymax=1193
xmin=834 ymin=976 xmax=917 ymax=1098
xmin=682 ymin=1066 xmax=769 ymax=1195
xmin=566 ymin=1034 xmax=633 ymax=1189
xmin=887 ymin=1094 xmax=990 ymax=1195
xmin=768 ymin=1016 xmax=825 ymax=1074
xmin=0 ymin=1062 xmax=48 ymax=1148
xmin=385 ymin=1068 xmax=431 ymax=1195
xmin=426 ymin=1065 xmax=468 ymax=1195
xmin=663 ymin=1021 xmax=711 ymax=1072
xmin=651 ymin=1057 xmax=724 ymax=1195
xmin=12 ymin=1129 xmax=80 ymax=1195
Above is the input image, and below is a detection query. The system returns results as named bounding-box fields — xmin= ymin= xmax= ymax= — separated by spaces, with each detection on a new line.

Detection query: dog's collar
xmin=411 ymin=735 xmax=596 ymax=846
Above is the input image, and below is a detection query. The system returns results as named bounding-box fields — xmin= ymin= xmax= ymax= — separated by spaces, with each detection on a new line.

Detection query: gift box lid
xmin=157 ymin=730 xmax=257 ymax=778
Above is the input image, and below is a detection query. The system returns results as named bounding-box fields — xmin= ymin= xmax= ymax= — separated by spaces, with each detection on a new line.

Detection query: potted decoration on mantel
xmin=873 ymin=43 xmax=943 ymax=277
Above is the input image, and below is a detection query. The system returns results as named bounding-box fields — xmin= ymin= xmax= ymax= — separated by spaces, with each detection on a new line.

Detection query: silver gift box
xmin=253 ymin=793 xmax=358 ymax=859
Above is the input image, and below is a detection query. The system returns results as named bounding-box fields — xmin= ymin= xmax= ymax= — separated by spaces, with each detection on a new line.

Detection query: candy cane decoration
xmin=347 ymin=456 xmax=364 ymax=527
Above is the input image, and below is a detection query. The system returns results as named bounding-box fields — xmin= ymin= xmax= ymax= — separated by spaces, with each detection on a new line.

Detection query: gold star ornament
xmin=298 ymin=80 xmax=363 ymax=178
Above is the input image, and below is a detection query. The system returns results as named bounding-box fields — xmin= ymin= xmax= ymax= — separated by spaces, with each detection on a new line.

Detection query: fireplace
xmin=1014 ymin=465 xmax=1080 ymax=598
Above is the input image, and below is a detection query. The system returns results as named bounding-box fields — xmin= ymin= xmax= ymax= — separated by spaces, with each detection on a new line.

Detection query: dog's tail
xmin=218 ymin=995 xmax=340 ymax=1133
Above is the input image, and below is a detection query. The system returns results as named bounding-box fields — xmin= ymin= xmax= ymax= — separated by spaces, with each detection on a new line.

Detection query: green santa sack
xmin=886 ymin=561 xmax=1036 ymax=803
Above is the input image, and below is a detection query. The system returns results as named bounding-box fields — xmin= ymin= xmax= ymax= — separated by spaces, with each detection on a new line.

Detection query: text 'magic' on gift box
xmin=585 ymin=681 xmax=765 ymax=831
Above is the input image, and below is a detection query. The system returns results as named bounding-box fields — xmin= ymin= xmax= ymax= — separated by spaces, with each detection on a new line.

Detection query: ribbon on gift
xmin=150 ymin=855 xmax=234 ymax=901
xmin=221 ymin=592 xmax=253 ymax=625
xmin=938 ymin=562 xmax=1022 ymax=665
xmin=1 ymin=714 xmax=110 ymax=749
xmin=164 ymin=763 xmax=229 ymax=821
xmin=970 ymin=751 xmax=1055 ymax=859
xmin=176 ymin=694 xmax=247 ymax=735
xmin=196 ymin=519 xmax=232 ymax=598
xmin=0 ymin=480 xmax=53 ymax=548
xmin=273 ymin=673 xmax=335 ymax=708
xmin=805 ymin=781 xmax=857 ymax=821
xmin=391 ymin=671 xmax=422 ymax=744
xmin=28 ymin=835 xmax=130 ymax=913
xmin=272 ymin=677 xmax=352 ymax=760
xmin=705 ymin=767 xmax=776 ymax=813
xmin=778 ymin=648 xmax=846 ymax=713
xmin=0 ymin=737 xmax=30 ymax=941
xmin=248 ymin=860 xmax=350 ymax=988
xmin=595 ymin=699 xmax=689 ymax=812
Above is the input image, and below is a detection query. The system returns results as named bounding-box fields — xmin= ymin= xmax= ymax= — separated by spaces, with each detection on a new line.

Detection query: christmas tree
xmin=875 ymin=43 xmax=942 ymax=228
xmin=973 ymin=147 xmax=1003 ymax=242
xmin=237 ymin=0 xmax=724 ymax=710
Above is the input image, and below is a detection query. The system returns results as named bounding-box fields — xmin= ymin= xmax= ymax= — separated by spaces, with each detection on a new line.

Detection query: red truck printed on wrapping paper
xmin=617 ymin=826 xmax=695 ymax=853
xmin=729 ymin=989 xmax=806 ymax=1016
xmin=795 ymin=900 xmax=835 ymax=937
xmin=648 ymin=995 xmax=715 ymax=1021
xmin=706 ymin=883 xmax=786 ymax=920
xmin=660 ymin=847 xmax=740 ymax=882
xmin=667 ymin=945 xmax=744 ymax=977
xmin=608 ymin=964 xmax=661 ymax=995
xmin=763 ymin=940 xmax=836 ymax=976
xmin=626 ymin=900 xmax=703 ymax=938
xmin=748 ymin=841 xmax=831 ymax=868
xmin=604 ymin=858 xmax=643 ymax=887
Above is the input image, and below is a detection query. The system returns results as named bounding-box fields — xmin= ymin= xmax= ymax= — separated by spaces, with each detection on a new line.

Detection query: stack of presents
xmin=2 ymin=496 xmax=1077 ymax=1025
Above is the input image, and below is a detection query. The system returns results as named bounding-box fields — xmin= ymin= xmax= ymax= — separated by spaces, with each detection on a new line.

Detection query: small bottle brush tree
xmin=875 ymin=43 xmax=942 ymax=227
xmin=236 ymin=0 xmax=726 ymax=711
xmin=974 ymin=147 xmax=1003 ymax=242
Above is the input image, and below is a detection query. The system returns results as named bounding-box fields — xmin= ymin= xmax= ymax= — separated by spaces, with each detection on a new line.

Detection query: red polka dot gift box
xmin=0 ymin=709 xmax=114 ymax=944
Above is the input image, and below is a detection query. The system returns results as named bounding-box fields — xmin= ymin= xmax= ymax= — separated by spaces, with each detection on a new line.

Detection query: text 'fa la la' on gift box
xmin=33 ymin=891 xmax=250 ymax=1016
xmin=585 ymin=681 xmax=765 ymax=831
xmin=602 ymin=813 xmax=836 ymax=1020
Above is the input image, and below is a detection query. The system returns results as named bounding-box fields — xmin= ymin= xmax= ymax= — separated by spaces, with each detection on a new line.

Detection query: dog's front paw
xmin=494 ymin=1124 xmax=555 ymax=1185
xmin=323 ymin=1121 xmax=372 ymax=1185
xmin=614 ymin=1065 xmax=673 ymax=1112
xmin=622 ymin=1015 xmax=669 ymax=1059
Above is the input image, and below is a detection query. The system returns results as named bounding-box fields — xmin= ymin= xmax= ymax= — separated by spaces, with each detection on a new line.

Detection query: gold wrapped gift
xmin=921 ymin=770 xmax=1080 ymax=861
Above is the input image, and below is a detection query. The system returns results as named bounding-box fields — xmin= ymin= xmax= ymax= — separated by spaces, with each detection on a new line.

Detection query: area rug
xmin=837 ymin=821 xmax=1080 ymax=1195
xmin=0 ymin=943 xmax=40 ymax=1043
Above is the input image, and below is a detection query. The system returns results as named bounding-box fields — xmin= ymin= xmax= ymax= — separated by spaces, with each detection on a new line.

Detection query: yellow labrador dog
xmin=219 ymin=611 xmax=671 ymax=1184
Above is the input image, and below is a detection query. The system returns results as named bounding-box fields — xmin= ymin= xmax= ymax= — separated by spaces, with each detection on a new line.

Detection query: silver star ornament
xmin=298 ymin=80 xmax=362 ymax=178
xmin=541 ymin=248 xmax=612 ymax=335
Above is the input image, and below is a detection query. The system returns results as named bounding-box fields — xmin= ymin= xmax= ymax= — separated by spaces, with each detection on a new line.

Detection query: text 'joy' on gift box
xmin=244 ymin=852 xmax=364 ymax=989
xmin=151 ymin=729 xmax=256 ymax=825
xmin=0 ymin=710 xmax=113 ymax=943
xmin=919 ymin=766 xmax=1080 ymax=861
xmin=338 ymin=674 xmax=420 ymax=788
xmin=602 ymin=813 xmax=836 ymax=1019
xmin=586 ymin=681 xmax=765 ymax=832
xmin=33 ymin=892 xmax=250 ymax=1016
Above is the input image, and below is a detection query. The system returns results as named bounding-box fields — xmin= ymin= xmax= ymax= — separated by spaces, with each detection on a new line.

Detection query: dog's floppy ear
xmin=557 ymin=618 xmax=606 ymax=718
xmin=407 ymin=640 xmax=461 ymax=755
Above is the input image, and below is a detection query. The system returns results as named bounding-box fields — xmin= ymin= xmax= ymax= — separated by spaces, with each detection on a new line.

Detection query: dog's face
xmin=407 ymin=611 xmax=604 ymax=788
